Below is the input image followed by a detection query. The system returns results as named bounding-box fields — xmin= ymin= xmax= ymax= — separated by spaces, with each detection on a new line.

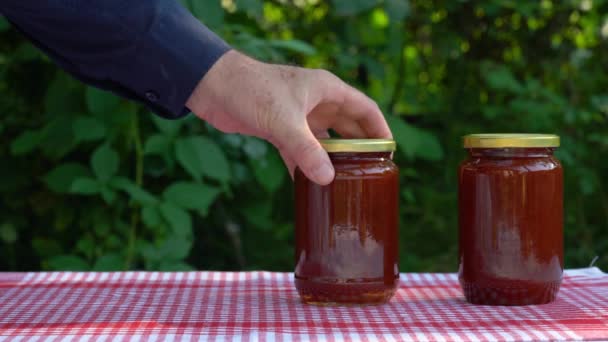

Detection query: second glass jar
xmin=294 ymin=139 xmax=399 ymax=305
xmin=458 ymin=134 xmax=563 ymax=305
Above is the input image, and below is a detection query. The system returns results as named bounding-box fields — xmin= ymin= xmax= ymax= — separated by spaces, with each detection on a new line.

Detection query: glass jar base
xmin=461 ymin=280 xmax=561 ymax=306
xmin=295 ymin=277 xmax=397 ymax=305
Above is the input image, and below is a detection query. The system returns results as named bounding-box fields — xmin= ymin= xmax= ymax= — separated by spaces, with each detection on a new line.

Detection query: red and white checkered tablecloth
xmin=1 ymin=268 xmax=607 ymax=341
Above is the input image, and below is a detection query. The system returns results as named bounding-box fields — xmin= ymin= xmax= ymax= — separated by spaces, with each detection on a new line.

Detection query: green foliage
xmin=48 ymin=255 xmax=89 ymax=271
xmin=332 ymin=0 xmax=379 ymax=16
xmin=175 ymin=136 xmax=230 ymax=183
xmin=0 ymin=223 xmax=18 ymax=244
xmin=73 ymin=117 xmax=106 ymax=143
xmin=1 ymin=0 xmax=607 ymax=273
xmin=163 ymin=182 xmax=221 ymax=215
xmin=86 ymin=87 xmax=121 ymax=115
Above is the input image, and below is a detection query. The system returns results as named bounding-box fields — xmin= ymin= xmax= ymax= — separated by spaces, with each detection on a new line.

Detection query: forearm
xmin=0 ymin=0 xmax=230 ymax=118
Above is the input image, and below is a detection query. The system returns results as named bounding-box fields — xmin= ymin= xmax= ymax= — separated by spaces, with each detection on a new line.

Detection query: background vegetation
xmin=0 ymin=0 xmax=607 ymax=272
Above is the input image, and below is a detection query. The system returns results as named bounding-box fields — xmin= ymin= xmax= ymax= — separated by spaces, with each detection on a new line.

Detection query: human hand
xmin=186 ymin=50 xmax=392 ymax=185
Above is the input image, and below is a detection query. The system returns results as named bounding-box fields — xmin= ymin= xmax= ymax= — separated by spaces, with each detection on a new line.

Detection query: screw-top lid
xmin=319 ymin=139 xmax=396 ymax=153
xmin=463 ymin=134 xmax=560 ymax=148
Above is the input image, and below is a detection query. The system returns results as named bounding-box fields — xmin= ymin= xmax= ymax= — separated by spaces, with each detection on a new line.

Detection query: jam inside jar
xmin=459 ymin=134 xmax=563 ymax=305
xmin=294 ymin=139 xmax=399 ymax=305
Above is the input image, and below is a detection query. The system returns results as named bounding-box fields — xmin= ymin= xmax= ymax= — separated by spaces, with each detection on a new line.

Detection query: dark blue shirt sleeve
xmin=0 ymin=0 xmax=231 ymax=118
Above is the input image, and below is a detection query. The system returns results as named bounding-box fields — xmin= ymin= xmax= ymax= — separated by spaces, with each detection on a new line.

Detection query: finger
xmin=339 ymin=84 xmax=392 ymax=138
xmin=313 ymin=71 xmax=392 ymax=139
xmin=275 ymin=123 xmax=334 ymax=186
xmin=278 ymin=149 xmax=296 ymax=180
xmin=268 ymin=136 xmax=296 ymax=179
xmin=308 ymin=103 xmax=368 ymax=139
xmin=313 ymin=130 xmax=330 ymax=139
xmin=306 ymin=102 xmax=339 ymax=132
xmin=276 ymin=130 xmax=329 ymax=180
xmin=331 ymin=118 xmax=367 ymax=138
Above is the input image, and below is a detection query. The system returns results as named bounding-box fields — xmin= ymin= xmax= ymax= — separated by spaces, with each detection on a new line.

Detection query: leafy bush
xmin=1 ymin=0 xmax=607 ymax=272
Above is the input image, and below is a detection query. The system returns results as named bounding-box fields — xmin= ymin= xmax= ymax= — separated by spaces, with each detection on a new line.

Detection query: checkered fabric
xmin=1 ymin=268 xmax=607 ymax=341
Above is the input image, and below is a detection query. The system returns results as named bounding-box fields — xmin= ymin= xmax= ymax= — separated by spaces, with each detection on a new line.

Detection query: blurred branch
xmin=225 ymin=221 xmax=246 ymax=268
xmin=124 ymin=111 xmax=144 ymax=270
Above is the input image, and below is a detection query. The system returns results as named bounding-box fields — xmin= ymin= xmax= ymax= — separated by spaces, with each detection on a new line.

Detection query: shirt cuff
xmin=113 ymin=1 xmax=230 ymax=119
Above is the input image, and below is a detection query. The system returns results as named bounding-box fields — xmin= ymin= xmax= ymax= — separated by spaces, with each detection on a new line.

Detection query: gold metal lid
xmin=463 ymin=134 xmax=560 ymax=148
xmin=319 ymin=139 xmax=396 ymax=152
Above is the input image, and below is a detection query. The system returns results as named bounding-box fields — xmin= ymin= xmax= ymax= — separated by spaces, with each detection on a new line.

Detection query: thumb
xmin=279 ymin=126 xmax=334 ymax=186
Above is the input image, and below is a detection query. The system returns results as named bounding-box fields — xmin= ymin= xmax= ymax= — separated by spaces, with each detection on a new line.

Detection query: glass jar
xmin=458 ymin=134 xmax=563 ymax=305
xmin=294 ymin=139 xmax=399 ymax=305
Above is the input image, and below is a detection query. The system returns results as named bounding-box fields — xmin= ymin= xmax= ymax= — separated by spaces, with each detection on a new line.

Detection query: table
xmin=1 ymin=268 xmax=607 ymax=341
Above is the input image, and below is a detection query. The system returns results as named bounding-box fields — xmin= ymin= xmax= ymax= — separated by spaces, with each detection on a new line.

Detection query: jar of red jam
xmin=458 ymin=134 xmax=563 ymax=305
xmin=294 ymin=139 xmax=399 ymax=305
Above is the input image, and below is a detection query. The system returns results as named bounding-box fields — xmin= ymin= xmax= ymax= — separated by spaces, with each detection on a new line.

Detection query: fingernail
xmin=313 ymin=162 xmax=334 ymax=185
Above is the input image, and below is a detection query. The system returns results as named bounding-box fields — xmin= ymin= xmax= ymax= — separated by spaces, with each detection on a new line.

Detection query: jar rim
xmin=319 ymin=139 xmax=396 ymax=153
xmin=463 ymin=134 xmax=559 ymax=148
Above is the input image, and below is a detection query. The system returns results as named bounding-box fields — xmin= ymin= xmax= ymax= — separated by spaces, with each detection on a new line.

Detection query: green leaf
xmin=160 ymin=236 xmax=193 ymax=261
xmin=100 ymin=186 xmax=117 ymax=204
xmin=0 ymin=223 xmax=17 ymax=244
xmin=142 ymin=206 xmax=162 ymax=228
xmin=159 ymin=261 xmax=195 ymax=271
xmin=13 ymin=43 xmax=42 ymax=61
xmin=70 ymin=177 xmax=101 ymax=194
xmin=482 ymin=105 xmax=504 ymax=119
xmin=48 ymin=255 xmax=89 ymax=271
xmin=43 ymin=163 xmax=90 ymax=193
xmin=240 ymin=201 xmax=273 ymax=230
xmin=235 ymin=0 xmax=264 ymax=18
xmin=73 ymin=117 xmax=106 ymax=142
xmin=250 ymin=151 xmax=286 ymax=192
xmin=85 ymin=87 xmax=121 ymax=116
xmin=163 ymin=182 xmax=221 ymax=215
xmin=268 ymin=39 xmax=317 ymax=55
xmin=105 ymin=234 xmax=122 ymax=249
xmin=591 ymin=95 xmax=608 ymax=114
xmin=481 ymin=61 xmax=523 ymax=93
xmin=385 ymin=0 xmax=410 ymax=20
xmin=0 ymin=16 xmax=10 ymax=32
xmin=332 ymin=0 xmax=379 ymax=16
xmin=144 ymin=134 xmax=171 ymax=155
xmin=175 ymin=136 xmax=231 ymax=183
xmin=32 ymin=238 xmax=63 ymax=258
xmin=40 ymin=116 xmax=77 ymax=159
xmin=103 ymin=101 xmax=136 ymax=127
xmin=386 ymin=116 xmax=418 ymax=158
xmin=222 ymin=134 xmax=243 ymax=148
xmin=109 ymin=177 xmax=158 ymax=205
xmin=160 ymin=202 xmax=193 ymax=237
xmin=10 ymin=130 xmax=44 ymax=156
xmin=387 ymin=116 xmax=443 ymax=161
xmin=242 ymin=137 xmax=268 ymax=159
xmin=579 ymin=173 xmax=596 ymax=195
xmin=144 ymin=155 xmax=170 ymax=178
xmin=93 ymin=254 xmax=124 ymax=271
xmin=139 ymin=242 xmax=160 ymax=264
xmin=76 ymin=237 xmax=95 ymax=259
xmin=94 ymin=223 xmax=110 ymax=237
xmin=402 ymin=188 xmax=415 ymax=203
xmin=140 ymin=238 xmax=192 ymax=264
xmin=191 ymin=0 xmax=224 ymax=28
xmin=415 ymin=129 xmax=444 ymax=161
xmin=44 ymin=74 xmax=82 ymax=116
xmin=91 ymin=145 xmax=119 ymax=181
xmin=151 ymin=116 xmax=183 ymax=136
